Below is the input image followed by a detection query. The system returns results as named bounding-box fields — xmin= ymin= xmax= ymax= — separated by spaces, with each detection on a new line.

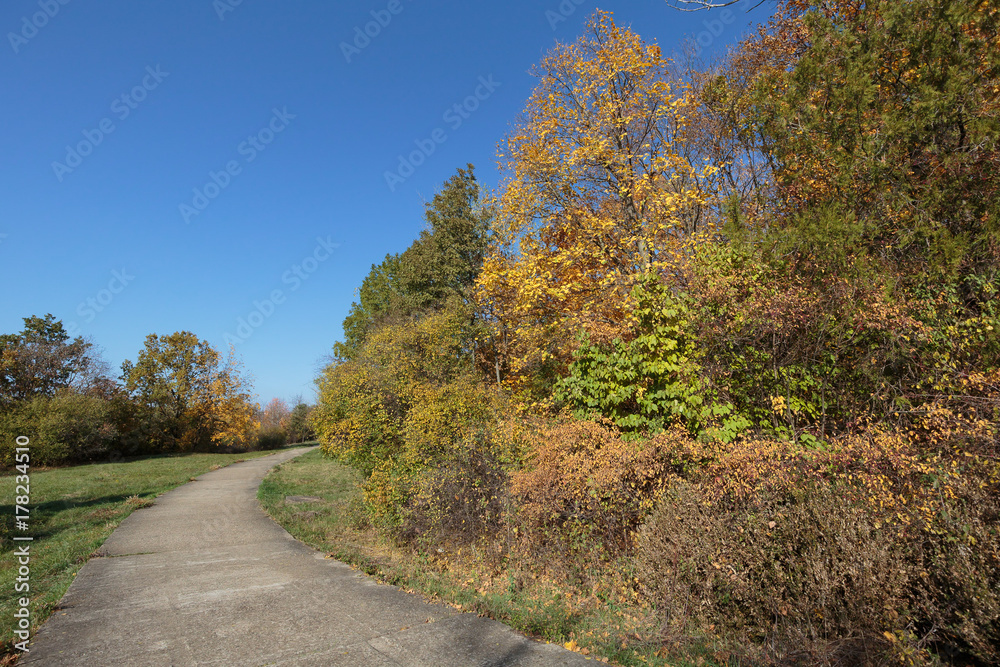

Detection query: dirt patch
xmin=284 ymin=495 xmax=323 ymax=504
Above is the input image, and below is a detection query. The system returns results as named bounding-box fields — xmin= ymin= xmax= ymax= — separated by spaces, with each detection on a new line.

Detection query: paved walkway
xmin=25 ymin=448 xmax=590 ymax=666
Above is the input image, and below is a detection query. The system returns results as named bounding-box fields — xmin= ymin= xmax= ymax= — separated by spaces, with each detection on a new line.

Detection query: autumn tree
xmin=667 ymin=6 xmax=804 ymax=232
xmin=261 ymin=397 xmax=291 ymax=431
xmin=0 ymin=314 xmax=99 ymax=406
xmin=477 ymin=12 xmax=717 ymax=393
xmin=206 ymin=347 xmax=260 ymax=447
xmin=121 ymin=333 xmax=258 ymax=451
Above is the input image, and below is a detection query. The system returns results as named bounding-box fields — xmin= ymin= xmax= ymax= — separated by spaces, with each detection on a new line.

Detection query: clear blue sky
xmin=1 ymin=0 xmax=767 ymax=405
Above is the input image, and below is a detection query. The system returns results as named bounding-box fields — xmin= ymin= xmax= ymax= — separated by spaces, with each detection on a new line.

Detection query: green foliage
xmin=315 ymin=303 xmax=480 ymax=476
xmin=334 ymin=165 xmax=490 ymax=361
xmin=555 ymin=278 xmax=743 ymax=439
xmin=121 ymin=331 xmax=219 ymax=450
xmin=256 ymin=426 xmax=288 ymax=450
xmin=0 ymin=314 xmax=97 ymax=405
xmin=760 ymin=0 xmax=1000 ymax=281
xmin=397 ymin=164 xmax=491 ymax=308
xmin=287 ymin=402 xmax=314 ymax=443
xmin=315 ymin=168 xmax=506 ymax=534
xmin=0 ymin=393 xmax=117 ymax=466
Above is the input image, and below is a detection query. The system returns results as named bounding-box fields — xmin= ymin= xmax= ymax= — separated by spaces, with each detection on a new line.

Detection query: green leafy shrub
xmin=0 ymin=393 xmax=117 ymax=466
xmin=255 ymin=426 xmax=288 ymax=450
xmin=555 ymin=278 xmax=744 ymax=440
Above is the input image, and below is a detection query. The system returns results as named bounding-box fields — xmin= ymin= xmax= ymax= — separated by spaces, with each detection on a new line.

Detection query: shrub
xmin=638 ymin=483 xmax=910 ymax=655
xmin=314 ymin=305 xmax=478 ymax=477
xmin=636 ymin=441 xmax=1000 ymax=665
xmin=555 ymin=280 xmax=707 ymax=435
xmin=403 ymin=430 xmax=512 ymax=550
xmin=255 ymin=426 xmax=288 ymax=450
xmin=360 ymin=378 xmax=513 ymax=534
xmin=0 ymin=393 xmax=118 ymax=466
xmin=509 ymin=419 xmax=688 ymax=556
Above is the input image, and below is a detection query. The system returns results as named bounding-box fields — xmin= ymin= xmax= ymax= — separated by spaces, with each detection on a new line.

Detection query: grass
xmin=258 ymin=448 xmax=733 ymax=667
xmin=0 ymin=448 xmax=278 ymax=659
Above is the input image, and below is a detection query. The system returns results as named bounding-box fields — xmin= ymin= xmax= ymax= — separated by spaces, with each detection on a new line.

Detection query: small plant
xmin=125 ymin=495 xmax=154 ymax=509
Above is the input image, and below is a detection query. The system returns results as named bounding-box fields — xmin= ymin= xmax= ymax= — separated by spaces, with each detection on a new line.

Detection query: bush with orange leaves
xmin=509 ymin=419 xmax=700 ymax=556
xmin=636 ymin=427 xmax=1000 ymax=665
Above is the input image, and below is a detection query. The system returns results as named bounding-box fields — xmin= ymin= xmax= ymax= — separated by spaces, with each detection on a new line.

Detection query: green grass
xmin=257 ymin=447 xmax=379 ymax=567
xmin=258 ymin=449 xmax=733 ymax=667
xmin=0 ymin=448 xmax=278 ymax=657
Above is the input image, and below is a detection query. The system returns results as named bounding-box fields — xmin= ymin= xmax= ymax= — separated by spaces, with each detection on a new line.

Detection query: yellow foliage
xmin=477 ymin=11 xmax=717 ymax=392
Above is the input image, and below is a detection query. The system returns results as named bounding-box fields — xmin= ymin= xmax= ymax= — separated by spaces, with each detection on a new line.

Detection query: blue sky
xmin=1 ymin=0 xmax=767 ymax=405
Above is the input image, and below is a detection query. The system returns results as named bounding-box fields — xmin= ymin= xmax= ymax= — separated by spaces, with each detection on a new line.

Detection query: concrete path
xmin=24 ymin=448 xmax=591 ymax=666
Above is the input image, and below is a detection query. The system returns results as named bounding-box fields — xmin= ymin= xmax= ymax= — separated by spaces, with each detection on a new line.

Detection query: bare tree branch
xmin=664 ymin=0 xmax=768 ymax=12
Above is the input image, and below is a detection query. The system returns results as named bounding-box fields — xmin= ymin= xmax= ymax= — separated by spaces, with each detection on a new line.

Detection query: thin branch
xmin=664 ymin=0 xmax=768 ymax=12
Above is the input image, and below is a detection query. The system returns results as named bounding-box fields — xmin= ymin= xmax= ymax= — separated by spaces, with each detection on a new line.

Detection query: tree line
xmin=0 ymin=317 xmax=313 ymax=466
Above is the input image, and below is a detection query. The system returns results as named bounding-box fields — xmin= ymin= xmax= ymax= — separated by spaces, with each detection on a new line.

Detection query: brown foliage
xmin=636 ymin=435 xmax=1000 ymax=665
xmin=510 ymin=419 xmax=689 ymax=554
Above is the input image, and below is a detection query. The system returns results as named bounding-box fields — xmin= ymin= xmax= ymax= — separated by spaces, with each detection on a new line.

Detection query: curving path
xmin=24 ymin=448 xmax=590 ymax=666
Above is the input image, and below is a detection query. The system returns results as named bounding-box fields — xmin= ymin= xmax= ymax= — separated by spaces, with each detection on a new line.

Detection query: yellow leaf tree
xmin=477 ymin=11 xmax=716 ymax=395
xmin=122 ymin=334 xmax=258 ymax=450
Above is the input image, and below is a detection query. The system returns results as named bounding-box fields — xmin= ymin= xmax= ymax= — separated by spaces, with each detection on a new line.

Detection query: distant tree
xmin=0 ymin=314 xmax=96 ymax=406
xmin=261 ymin=398 xmax=291 ymax=431
xmin=207 ymin=347 xmax=260 ymax=448
xmin=121 ymin=333 xmax=258 ymax=451
xmin=287 ymin=402 xmax=314 ymax=443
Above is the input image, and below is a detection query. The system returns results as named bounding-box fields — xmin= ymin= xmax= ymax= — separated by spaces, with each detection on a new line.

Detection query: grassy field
xmin=0 ymin=448 xmax=280 ymax=659
xmin=258 ymin=448 xmax=727 ymax=667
